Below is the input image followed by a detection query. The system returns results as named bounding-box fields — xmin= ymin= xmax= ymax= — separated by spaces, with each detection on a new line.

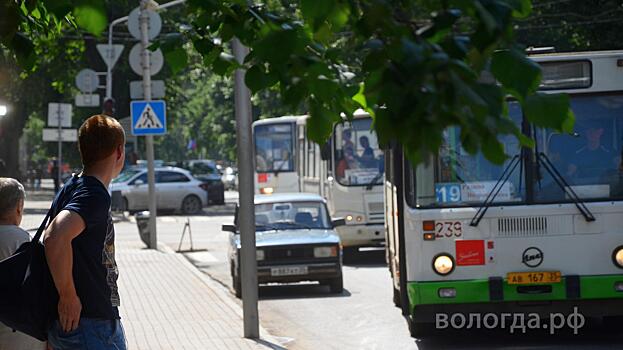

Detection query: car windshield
xmin=408 ymin=104 xmax=524 ymax=208
xmin=333 ymin=117 xmax=384 ymax=186
xmin=254 ymin=201 xmax=331 ymax=230
xmin=189 ymin=162 xmax=217 ymax=176
xmin=254 ymin=122 xmax=294 ymax=173
xmin=535 ymin=94 xmax=623 ymax=202
xmin=113 ymin=169 xmax=141 ymax=183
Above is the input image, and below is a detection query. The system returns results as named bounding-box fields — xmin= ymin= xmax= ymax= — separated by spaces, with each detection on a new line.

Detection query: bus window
xmin=536 ymin=94 xmax=623 ymax=201
xmin=334 ymin=118 xmax=384 ymax=186
xmin=254 ymin=123 xmax=294 ymax=173
xmin=408 ymin=108 xmax=524 ymax=208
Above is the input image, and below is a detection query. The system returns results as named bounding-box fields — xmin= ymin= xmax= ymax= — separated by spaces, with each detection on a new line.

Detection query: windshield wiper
xmin=536 ymin=152 xmax=595 ymax=222
xmin=470 ymin=155 xmax=521 ymax=227
xmin=255 ymin=224 xmax=279 ymax=231
xmin=283 ymin=222 xmax=314 ymax=230
xmin=365 ymin=172 xmax=384 ymax=190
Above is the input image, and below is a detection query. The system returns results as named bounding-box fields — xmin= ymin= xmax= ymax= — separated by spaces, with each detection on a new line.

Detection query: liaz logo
xmin=522 ymin=247 xmax=543 ymax=268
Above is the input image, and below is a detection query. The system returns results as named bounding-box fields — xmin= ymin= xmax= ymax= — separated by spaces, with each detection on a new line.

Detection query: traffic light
xmin=103 ymin=98 xmax=115 ymax=116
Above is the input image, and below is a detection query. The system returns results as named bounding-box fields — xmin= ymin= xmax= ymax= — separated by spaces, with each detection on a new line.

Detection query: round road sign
xmin=129 ymin=43 xmax=164 ymax=76
xmin=127 ymin=7 xmax=162 ymax=41
xmin=75 ymin=69 xmax=99 ymax=93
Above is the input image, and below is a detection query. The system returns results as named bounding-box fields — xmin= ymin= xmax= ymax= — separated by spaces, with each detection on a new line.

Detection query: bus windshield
xmin=409 ymin=106 xmax=524 ymax=207
xmin=334 ymin=118 xmax=384 ymax=186
xmin=535 ymin=94 xmax=623 ymax=202
xmin=254 ymin=123 xmax=295 ymax=173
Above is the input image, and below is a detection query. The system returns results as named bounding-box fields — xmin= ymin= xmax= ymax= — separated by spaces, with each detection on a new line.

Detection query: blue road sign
xmin=131 ymin=100 xmax=166 ymax=135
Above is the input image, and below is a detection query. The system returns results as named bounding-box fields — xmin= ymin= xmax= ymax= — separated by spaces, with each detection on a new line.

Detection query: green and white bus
xmin=384 ymin=50 xmax=623 ymax=336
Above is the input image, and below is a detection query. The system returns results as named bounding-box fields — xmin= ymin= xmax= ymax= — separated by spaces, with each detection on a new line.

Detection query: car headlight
xmin=613 ymin=246 xmax=623 ymax=268
xmin=432 ymin=253 xmax=455 ymax=276
xmin=256 ymin=249 xmax=265 ymax=261
xmin=314 ymin=246 xmax=338 ymax=258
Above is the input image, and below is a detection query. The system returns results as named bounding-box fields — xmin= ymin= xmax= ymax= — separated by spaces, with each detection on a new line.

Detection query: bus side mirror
xmin=222 ymin=224 xmax=236 ymax=232
xmin=320 ymin=142 xmax=331 ymax=160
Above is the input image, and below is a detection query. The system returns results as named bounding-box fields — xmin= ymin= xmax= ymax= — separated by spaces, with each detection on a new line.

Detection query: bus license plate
xmin=271 ymin=266 xmax=308 ymax=277
xmin=507 ymin=271 xmax=561 ymax=285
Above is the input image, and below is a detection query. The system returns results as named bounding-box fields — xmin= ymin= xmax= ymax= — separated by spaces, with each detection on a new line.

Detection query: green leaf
xmin=164 ymin=47 xmax=188 ymax=75
xmin=506 ymin=0 xmax=532 ymax=18
xmin=245 ymin=64 xmax=277 ymax=93
xmin=42 ymin=0 xmax=72 ymax=19
xmin=524 ymin=93 xmax=575 ymax=133
xmin=301 ymin=0 xmax=334 ymax=30
xmin=0 ymin=1 xmax=19 ymax=43
xmin=73 ymin=0 xmax=107 ymax=36
xmin=481 ymin=133 xmax=508 ymax=164
xmin=11 ymin=33 xmax=36 ymax=70
xmin=352 ymin=83 xmax=367 ymax=109
xmin=491 ymin=49 xmax=541 ymax=101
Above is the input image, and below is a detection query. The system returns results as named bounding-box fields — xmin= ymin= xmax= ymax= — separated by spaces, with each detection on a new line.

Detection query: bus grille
xmin=497 ymin=216 xmax=548 ymax=237
xmin=368 ymin=202 xmax=385 ymax=222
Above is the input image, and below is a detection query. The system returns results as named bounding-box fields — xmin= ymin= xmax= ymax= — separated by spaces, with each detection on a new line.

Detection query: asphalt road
xmin=134 ymin=193 xmax=623 ymax=350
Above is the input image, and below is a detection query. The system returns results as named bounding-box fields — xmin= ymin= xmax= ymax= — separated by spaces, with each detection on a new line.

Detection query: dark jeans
xmin=48 ymin=318 xmax=126 ymax=350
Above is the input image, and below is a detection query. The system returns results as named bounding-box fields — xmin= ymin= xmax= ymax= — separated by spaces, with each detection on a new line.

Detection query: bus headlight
xmin=346 ymin=215 xmax=354 ymax=222
xmin=314 ymin=246 xmax=338 ymax=258
xmin=613 ymin=246 xmax=623 ymax=268
xmin=432 ymin=254 xmax=455 ymax=276
xmin=256 ymin=249 xmax=265 ymax=261
xmin=260 ymin=187 xmax=274 ymax=195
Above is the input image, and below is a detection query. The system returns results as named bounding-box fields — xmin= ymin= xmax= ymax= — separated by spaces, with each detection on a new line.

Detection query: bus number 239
xmin=435 ymin=221 xmax=462 ymax=238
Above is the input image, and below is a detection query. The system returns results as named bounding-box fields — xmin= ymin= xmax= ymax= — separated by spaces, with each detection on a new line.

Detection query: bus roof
xmin=529 ymin=50 xmax=623 ymax=94
xmin=253 ymin=115 xmax=306 ymax=127
xmin=254 ymin=193 xmax=326 ymax=205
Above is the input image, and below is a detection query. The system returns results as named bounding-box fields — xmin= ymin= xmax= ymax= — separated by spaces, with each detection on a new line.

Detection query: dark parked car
xmin=224 ymin=193 xmax=346 ymax=297
xmin=174 ymin=160 xmax=225 ymax=205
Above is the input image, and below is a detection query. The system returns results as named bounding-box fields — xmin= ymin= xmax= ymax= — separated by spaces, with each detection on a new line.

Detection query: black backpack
xmin=0 ymin=206 xmax=59 ymax=341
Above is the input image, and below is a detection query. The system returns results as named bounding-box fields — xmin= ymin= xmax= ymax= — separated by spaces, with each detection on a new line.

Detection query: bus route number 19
xmin=436 ymin=183 xmax=462 ymax=203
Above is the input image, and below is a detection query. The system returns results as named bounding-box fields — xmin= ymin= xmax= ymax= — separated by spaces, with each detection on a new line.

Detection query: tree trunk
xmin=0 ymin=100 xmax=26 ymax=180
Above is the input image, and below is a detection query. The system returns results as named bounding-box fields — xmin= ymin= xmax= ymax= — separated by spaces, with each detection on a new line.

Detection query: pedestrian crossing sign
xmin=130 ymin=100 xmax=166 ymax=135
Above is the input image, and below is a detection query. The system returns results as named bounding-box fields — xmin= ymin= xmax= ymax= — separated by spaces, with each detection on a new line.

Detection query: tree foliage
xmin=2 ymin=0 xmax=579 ymax=167
xmin=170 ymin=0 xmax=574 ymax=164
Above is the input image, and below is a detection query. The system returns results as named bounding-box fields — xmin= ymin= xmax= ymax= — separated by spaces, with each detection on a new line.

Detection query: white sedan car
xmin=110 ymin=166 xmax=208 ymax=214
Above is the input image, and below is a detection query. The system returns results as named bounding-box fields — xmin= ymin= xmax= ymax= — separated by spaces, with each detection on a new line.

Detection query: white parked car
xmin=110 ymin=166 xmax=209 ymax=214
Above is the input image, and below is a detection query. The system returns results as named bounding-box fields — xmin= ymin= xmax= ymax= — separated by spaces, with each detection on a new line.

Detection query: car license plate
xmin=271 ymin=266 xmax=308 ymax=277
xmin=507 ymin=271 xmax=561 ymax=285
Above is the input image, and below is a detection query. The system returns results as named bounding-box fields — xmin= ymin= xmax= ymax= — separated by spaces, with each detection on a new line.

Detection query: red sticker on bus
xmin=455 ymin=240 xmax=485 ymax=266
xmin=258 ymin=173 xmax=268 ymax=183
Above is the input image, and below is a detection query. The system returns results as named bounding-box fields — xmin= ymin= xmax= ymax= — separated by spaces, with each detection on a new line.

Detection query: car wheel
xmin=181 ymin=195 xmax=202 ymax=214
xmin=329 ymin=276 xmax=343 ymax=294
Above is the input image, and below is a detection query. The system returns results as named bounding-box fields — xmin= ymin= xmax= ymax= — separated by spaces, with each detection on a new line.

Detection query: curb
xmin=157 ymin=243 xmax=284 ymax=349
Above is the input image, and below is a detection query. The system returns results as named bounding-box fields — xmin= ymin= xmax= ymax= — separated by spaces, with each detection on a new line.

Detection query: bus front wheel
xmin=408 ymin=319 xmax=433 ymax=339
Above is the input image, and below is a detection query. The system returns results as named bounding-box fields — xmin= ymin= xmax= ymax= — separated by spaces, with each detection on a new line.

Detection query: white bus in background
xmin=299 ymin=110 xmax=386 ymax=252
xmin=253 ymin=116 xmax=306 ymax=194
xmin=384 ymin=50 xmax=623 ymax=337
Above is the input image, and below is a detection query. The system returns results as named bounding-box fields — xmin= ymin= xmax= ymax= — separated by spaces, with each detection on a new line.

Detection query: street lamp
xmin=0 ymin=105 xmax=7 ymax=117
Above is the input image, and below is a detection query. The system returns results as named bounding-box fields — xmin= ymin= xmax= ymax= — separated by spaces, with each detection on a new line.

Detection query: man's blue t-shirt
xmin=50 ymin=174 xmax=120 ymax=320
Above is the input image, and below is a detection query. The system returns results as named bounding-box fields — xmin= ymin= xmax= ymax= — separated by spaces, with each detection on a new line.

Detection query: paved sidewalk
xmin=21 ymin=199 xmax=280 ymax=350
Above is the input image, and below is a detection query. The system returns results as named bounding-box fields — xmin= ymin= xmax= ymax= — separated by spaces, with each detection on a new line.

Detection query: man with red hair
xmin=44 ymin=115 xmax=127 ymax=349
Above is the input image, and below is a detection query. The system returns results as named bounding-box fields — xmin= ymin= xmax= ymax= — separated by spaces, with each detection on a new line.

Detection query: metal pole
xmin=140 ymin=0 xmax=158 ymax=250
xmin=232 ymin=38 xmax=259 ymax=339
xmin=57 ymin=105 xmax=62 ymax=192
